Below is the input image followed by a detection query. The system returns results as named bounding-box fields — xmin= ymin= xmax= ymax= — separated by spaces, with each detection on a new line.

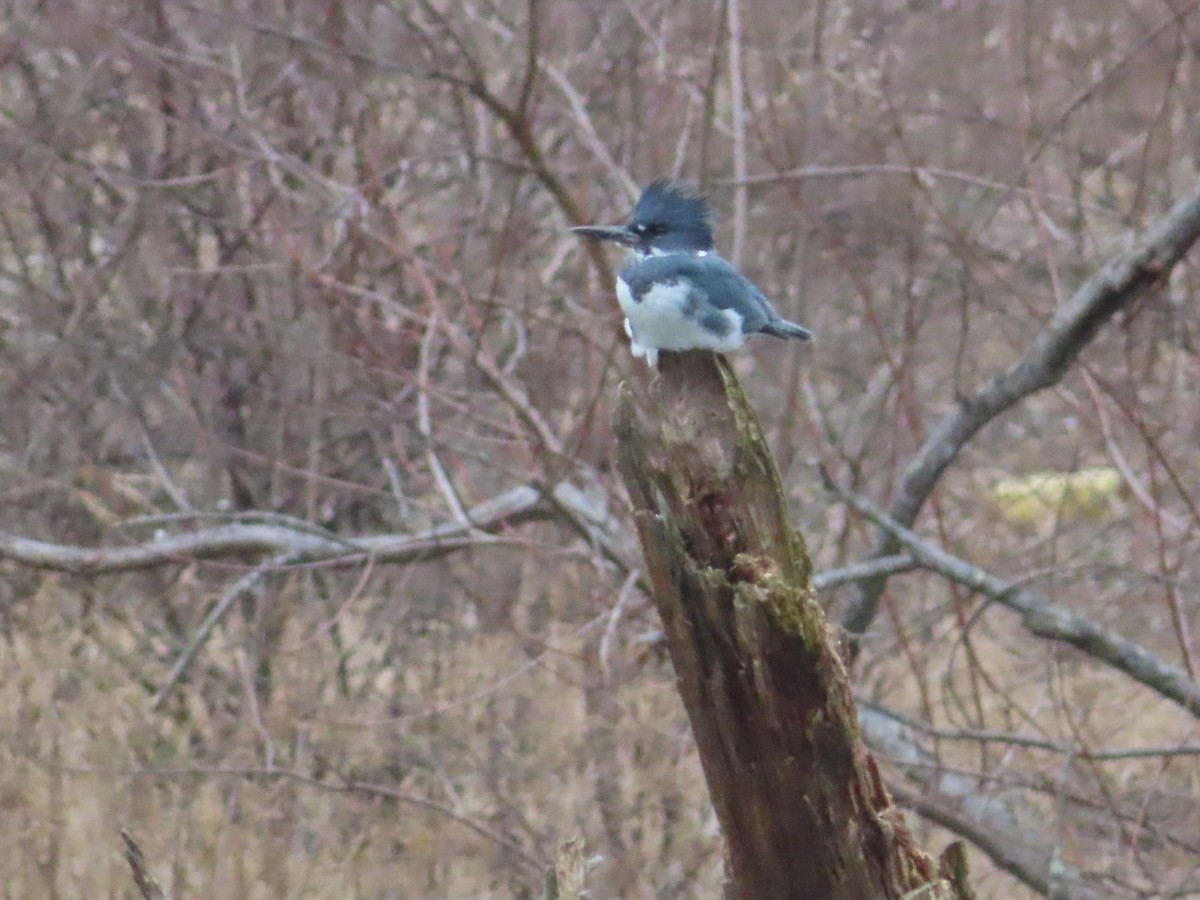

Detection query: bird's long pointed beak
xmin=570 ymin=224 xmax=637 ymax=247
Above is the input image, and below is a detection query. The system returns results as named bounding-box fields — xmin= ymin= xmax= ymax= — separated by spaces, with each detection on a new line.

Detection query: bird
xmin=571 ymin=179 xmax=813 ymax=367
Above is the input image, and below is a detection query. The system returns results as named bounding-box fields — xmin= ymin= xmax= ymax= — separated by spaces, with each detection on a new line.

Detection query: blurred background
xmin=0 ymin=0 xmax=1197 ymax=896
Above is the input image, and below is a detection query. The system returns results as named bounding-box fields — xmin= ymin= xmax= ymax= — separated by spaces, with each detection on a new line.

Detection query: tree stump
xmin=615 ymin=351 xmax=969 ymax=900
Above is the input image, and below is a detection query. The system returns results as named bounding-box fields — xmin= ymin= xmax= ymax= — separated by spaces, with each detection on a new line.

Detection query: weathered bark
xmin=615 ymin=351 xmax=968 ymax=900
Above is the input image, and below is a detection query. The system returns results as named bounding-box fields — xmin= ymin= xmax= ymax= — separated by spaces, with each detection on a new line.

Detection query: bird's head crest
xmin=625 ymin=180 xmax=715 ymax=253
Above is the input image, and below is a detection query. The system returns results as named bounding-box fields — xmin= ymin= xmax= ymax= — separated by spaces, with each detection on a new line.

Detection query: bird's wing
xmin=622 ymin=254 xmax=775 ymax=331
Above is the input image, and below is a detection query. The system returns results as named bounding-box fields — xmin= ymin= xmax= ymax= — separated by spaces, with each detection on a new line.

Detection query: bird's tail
xmin=760 ymin=318 xmax=814 ymax=342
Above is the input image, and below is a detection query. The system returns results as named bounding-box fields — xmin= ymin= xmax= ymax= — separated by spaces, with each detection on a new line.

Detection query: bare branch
xmin=544 ymin=481 xmax=639 ymax=572
xmin=0 ymin=480 xmax=642 ymax=586
xmin=827 ymin=475 xmax=1200 ymax=717
xmin=845 ymin=175 xmax=1200 ymax=634
xmin=0 ymin=486 xmax=546 ymax=576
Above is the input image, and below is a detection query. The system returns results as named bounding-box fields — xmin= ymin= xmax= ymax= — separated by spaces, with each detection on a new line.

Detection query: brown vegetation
xmin=0 ymin=1 xmax=1198 ymax=897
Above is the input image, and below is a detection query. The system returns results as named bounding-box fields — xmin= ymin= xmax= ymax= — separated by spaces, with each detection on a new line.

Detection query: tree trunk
xmin=615 ymin=351 xmax=971 ymax=900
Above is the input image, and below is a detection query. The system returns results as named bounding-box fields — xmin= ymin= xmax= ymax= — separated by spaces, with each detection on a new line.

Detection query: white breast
xmin=615 ymin=278 xmax=746 ymax=366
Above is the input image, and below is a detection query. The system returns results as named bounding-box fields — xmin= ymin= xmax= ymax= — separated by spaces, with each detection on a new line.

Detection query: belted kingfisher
xmin=571 ymin=180 xmax=813 ymax=367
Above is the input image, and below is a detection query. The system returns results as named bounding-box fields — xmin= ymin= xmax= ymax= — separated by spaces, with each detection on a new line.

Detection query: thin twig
xmin=813 ymin=554 xmax=917 ymax=590
xmin=417 ymin=312 xmax=471 ymax=525
xmin=725 ymin=0 xmax=747 ymax=265
xmin=102 ymin=763 xmax=549 ymax=873
xmin=861 ymin=701 xmax=1200 ymax=761
xmin=724 ymin=164 xmax=1110 ymax=213
xmin=108 ymin=373 xmax=194 ymax=514
xmin=150 ymin=556 xmax=281 ymax=711
xmin=599 ymin=568 xmax=640 ymax=685
xmin=1078 ymin=368 xmax=1186 ymax=533
xmin=120 ymin=829 xmax=166 ymax=900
